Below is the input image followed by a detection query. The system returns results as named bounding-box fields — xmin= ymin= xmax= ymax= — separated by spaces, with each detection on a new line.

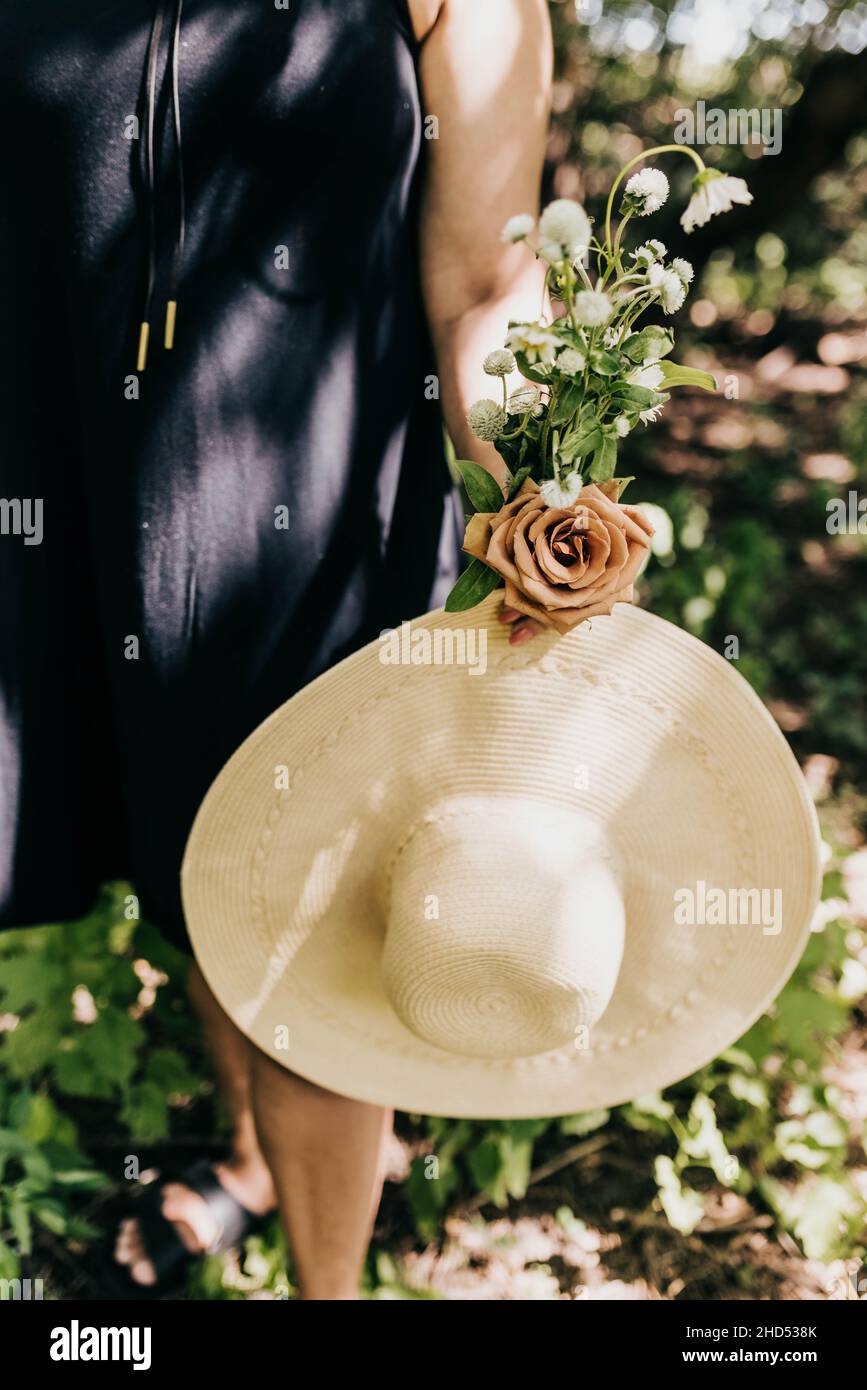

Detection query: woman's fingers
xmin=509 ymin=618 xmax=544 ymax=645
xmin=498 ymin=603 xmax=545 ymax=644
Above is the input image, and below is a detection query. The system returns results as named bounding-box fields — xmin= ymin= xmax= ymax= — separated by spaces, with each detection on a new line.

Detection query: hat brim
xmin=181 ymin=595 xmax=821 ymax=1119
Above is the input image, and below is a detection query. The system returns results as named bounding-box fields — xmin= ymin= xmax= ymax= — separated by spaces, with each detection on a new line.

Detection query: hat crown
xmin=381 ymin=797 xmax=625 ymax=1060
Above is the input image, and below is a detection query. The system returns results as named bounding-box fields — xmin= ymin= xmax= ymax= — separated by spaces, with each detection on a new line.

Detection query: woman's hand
xmin=499 ymin=604 xmax=545 ymax=646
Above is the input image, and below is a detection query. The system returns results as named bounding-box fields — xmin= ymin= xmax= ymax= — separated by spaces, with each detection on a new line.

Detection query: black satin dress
xmin=0 ymin=0 xmax=460 ymax=946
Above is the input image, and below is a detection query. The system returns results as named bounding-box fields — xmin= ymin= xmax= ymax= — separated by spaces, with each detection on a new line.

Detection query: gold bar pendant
xmin=137 ymin=321 xmax=150 ymax=372
xmin=164 ymin=300 xmax=178 ymax=350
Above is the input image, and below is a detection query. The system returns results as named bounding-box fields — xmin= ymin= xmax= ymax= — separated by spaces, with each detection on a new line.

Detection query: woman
xmin=0 ymin=0 xmax=551 ymax=1297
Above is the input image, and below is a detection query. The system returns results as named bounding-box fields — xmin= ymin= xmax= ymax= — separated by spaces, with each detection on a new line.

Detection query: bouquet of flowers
xmin=445 ymin=146 xmax=752 ymax=633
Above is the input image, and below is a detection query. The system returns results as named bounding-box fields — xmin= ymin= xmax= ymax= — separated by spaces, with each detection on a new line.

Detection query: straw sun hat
xmin=181 ymin=594 xmax=821 ymax=1119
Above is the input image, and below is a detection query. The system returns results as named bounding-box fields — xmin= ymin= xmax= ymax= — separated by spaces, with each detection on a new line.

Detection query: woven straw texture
xmin=181 ymin=595 xmax=821 ymax=1118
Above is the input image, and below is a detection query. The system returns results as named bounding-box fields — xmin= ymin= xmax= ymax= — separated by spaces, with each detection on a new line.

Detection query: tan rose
xmin=464 ymin=478 xmax=654 ymax=633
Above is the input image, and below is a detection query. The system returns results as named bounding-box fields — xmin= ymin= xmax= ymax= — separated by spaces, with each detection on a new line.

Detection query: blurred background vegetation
xmin=1 ymin=0 xmax=866 ymax=1300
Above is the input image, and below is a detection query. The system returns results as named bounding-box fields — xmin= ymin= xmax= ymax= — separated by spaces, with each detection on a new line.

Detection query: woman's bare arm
xmin=415 ymin=0 xmax=553 ymax=491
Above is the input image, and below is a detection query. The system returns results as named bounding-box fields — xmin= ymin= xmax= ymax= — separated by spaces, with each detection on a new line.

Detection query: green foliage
xmin=0 ymin=885 xmax=209 ymax=1282
xmin=443 ymin=556 xmax=502 ymax=611
xmin=0 ymin=1084 xmax=107 ymax=1282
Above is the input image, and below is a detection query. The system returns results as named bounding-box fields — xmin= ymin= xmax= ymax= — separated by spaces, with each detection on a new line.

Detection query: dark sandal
xmin=113 ymin=1158 xmax=270 ymax=1297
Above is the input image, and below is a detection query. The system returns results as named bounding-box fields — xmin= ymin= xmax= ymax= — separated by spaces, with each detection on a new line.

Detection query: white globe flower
xmin=539 ymin=471 xmax=584 ymax=508
xmin=573 ymin=290 xmax=612 ymax=327
xmin=501 ymin=213 xmax=535 ymax=244
xmin=681 ymin=170 xmax=752 ymax=233
xmin=539 ymin=241 xmax=568 ymax=265
xmin=623 ymin=167 xmax=670 ymax=216
xmin=556 ymin=348 xmax=586 ymax=376
xmin=508 ymin=385 xmax=542 ymax=415
xmin=483 ymin=348 xmax=517 ymax=378
xmin=614 ymin=415 xmax=632 ymax=438
xmin=630 ymin=239 xmax=667 ymax=267
xmin=648 ymin=264 xmax=687 ymax=314
xmin=671 ymin=257 xmax=694 ymax=285
xmin=538 ymin=199 xmax=592 ymax=256
xmin=660 ymin=269 xmax=687 ymax=314
xmin=505 ymin=323 xmax=561 ymax=366
xmin=467 ymin=399 xmax=508 ymax=442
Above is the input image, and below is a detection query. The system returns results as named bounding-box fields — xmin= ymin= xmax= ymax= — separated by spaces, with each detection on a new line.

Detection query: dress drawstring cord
xmin=137 ymin=0 xmax=185 ymax=371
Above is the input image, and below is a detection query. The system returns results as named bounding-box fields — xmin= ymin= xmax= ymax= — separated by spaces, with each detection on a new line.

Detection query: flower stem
xmin=604 ymin=144 xmax=706 ymax=255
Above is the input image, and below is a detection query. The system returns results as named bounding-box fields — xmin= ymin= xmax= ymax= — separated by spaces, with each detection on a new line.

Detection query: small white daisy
xmin=681 ymin=170 xmax=752 ymax=233
xmin=630 ymin=239 xmax=667 ymax=267
xmin=671 ymin=257 xmax=694 ymax=285
xmin=648 ymin=264 xmax=687 ymax=314
xmin=627 ymin=363 xmax=665 ymax=391
xmin=540 ymin=471 xmax=584 ymax=508
xmin=505 ymin=323 xmax=561 ymax=367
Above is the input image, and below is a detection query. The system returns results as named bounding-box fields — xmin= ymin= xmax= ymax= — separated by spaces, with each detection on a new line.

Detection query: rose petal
xmin=463 ymin=511 xmax=495 ymax=562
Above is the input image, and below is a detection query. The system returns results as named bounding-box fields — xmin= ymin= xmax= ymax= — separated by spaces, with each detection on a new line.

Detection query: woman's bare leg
xmin=250 ymin=1046 xmax=393 ymax=1301
xmin=115 ymin=961 xmax=276 ymax=1284
xmin=117 ymin=961 xmax=391 ymax=1298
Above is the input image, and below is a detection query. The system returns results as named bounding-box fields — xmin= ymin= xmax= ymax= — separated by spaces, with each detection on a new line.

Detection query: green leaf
xmin=622 ymin=326 xmax=674 ymax=363
xmin=466 ymin=1138 xmax=503 ymax=1202
xmin=121 ymin=1080 xmax=170 ymax=1142
xmin=657 ymin=361 xmax=718 ymax=392
xmin=53 ymin=1050 xmax=114 ymax=1101
xmin=16 ymin=1093 xmax=65 ymax=1146
xmin=549 ymin=380 xmax=584 ymax=426
xmin=443 ymin=559 xmax=501 ymax=613
xmin=405 ymin=1154 xmax=459 ymax=1241
xmin=680 ymin=1094 xmax=735 ymax=1185
xmin=559 ymin=1109 xmax=610 ymax=1137
xmin=588 ymin=349 xmax=621 ymax=377
xmin=144 ymin=1047 xmax=200 ymax=1099
xmin=32 ymin=1197 xmax=68 ymax=1236
xmin=623 ymin=1092 xmax=675 ymax=1135
xmin=654 ymin=1156 xmax=704 ymax=1235
xmin=793 ymin=1177 xmax=864 ymax=1261
xmin=774 ymin=1112 xmax=846 ymax=1169
xmin=609 ymin=475 xmax=635 ymax=499
xmin=587 ymin=433 xmax=618 ymax=483
xmin=8 ymin=1188 xmax=32 ymax=1255
xmin=0 ymin=1018 xmax=65 ymax=1079
xmin=77 ymin=1008 xmax=144 ymax=1087
xmin=455 ymin=459 xmax=505 ymax=514
xmin=0 ymin=1237 xmax=20 ymax=1282
xmin=507 ymin=465 xmax=533 ymax=500
xmin=558 ymin=425 xmax=600 ymax=467
xmin=0 ymin=954 xmax=66 ymax=1011
xmin=612 ymin=384 xmax=665 ymax=409
xmin=513 ymin=351 xmax=551 ymax=385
